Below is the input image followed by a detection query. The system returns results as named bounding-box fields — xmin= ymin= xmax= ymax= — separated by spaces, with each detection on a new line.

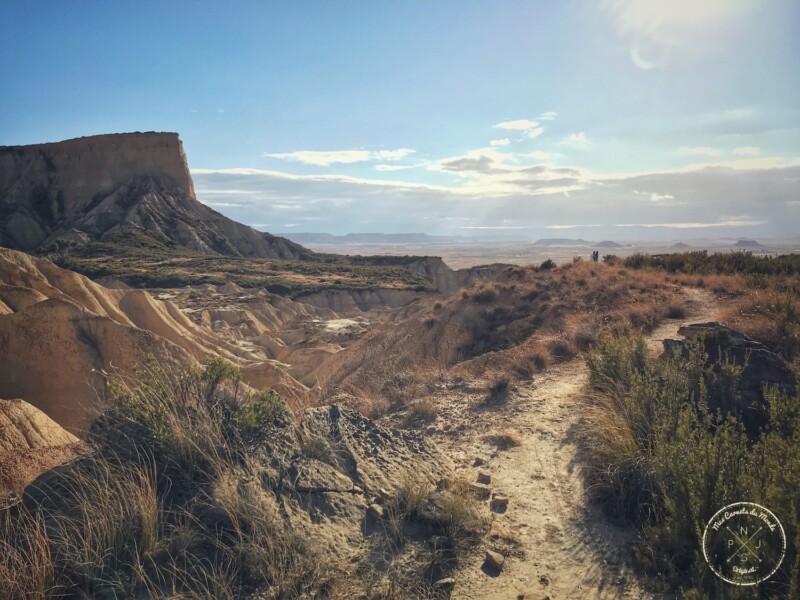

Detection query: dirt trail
xmin=437 ymin=287 xmax=721 ymax=599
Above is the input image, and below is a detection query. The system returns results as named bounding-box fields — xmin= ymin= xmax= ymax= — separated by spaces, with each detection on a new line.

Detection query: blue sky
xmin=2 ymin=1 xmax=799 ymax=239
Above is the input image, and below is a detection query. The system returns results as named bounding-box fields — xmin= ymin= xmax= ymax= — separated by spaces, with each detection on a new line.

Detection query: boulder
xmin=484 ymin=549 xmax=505 ymax=572
xmin=663 ymin=322 xmax=797 ymax=437
xmin=433 ymin=577 xmax=456 ymax=591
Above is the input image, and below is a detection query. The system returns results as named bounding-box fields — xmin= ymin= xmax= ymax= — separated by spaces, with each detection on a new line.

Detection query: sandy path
xmin=435 ymin=287 xmax=720 ymax=600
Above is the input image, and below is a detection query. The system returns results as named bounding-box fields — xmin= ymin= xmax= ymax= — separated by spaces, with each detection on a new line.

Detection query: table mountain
xmin=0 ymin=132 xmax=306 ymax=258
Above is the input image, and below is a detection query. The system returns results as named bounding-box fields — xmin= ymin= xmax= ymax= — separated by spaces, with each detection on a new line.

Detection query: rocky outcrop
xmin=0 ymin=398 xmax=78 ymax=454
xmin=664 ymin=322 xmax=797 ymax=437
xmin=0 ymin=398 xmax=82 ymax=496
xmin=0 ymin=133 xmax=306 ymax=258
xmin=24 ymin=403 xmax=451 ymax=558
xmin=404 ymin=257 xmax=504 ymax=295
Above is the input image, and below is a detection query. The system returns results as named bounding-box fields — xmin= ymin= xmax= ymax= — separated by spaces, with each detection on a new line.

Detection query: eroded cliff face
xmin=0 ymin=248 xmax=313 ymax=432
xmin=0 ymin=132 xmax=306 ymax=259
xmin=404 ymin=256 xmax=506 ymax=295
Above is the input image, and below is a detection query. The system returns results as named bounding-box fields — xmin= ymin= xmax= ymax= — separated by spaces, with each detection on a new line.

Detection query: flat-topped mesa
xmin=0 ymin=132 xmax=306 ymax=258
xmin=1 ymin=132 xmax=195 ymax=209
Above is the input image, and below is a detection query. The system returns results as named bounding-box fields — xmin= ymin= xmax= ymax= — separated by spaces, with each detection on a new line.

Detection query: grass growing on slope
xmin=580 ymin=331 xmax=800 ymax=598
xmin=0 ymin=357 xmax=331 ymax=599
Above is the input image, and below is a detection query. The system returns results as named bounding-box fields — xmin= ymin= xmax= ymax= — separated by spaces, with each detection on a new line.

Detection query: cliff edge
xmin=0 ymin=132 xmax=306 ymax=259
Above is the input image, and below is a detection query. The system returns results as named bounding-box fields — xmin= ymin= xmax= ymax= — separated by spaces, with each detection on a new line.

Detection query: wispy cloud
xmin=527 ymin=127 xmax=544 ymax=139
xmin=614 ymin=218 xmax=767 ymax=229
xmin=459 ymin=225 xmax=525 ymax=230
xmin=493 ymin=119 xmax=539 ymax=131
xmin=490 ymin=138 xmax=510 ymax=146
xmin=265 ymin=148 xmax=415 ymax=166
xmin=634 ymin=190 xmax=676 ymax=202
xmin=537 ymin=111 xmax=558 ymax=121
xmin=563 ymin=132 xmax=588 ymax=147
xmin=677 ymin=146 xmax=723 ymax=157
xmin=375 ymin=148 xmax=415 ymax=160
xmin=374 ymin=162 xmax=426 ymax=172
xmin=492 ymin=118 xmax=546 ymax=140
xmin=732 ymin=146 xmax=760 ymax=156
xmin=192 ymin=160 xmax=800 ymax=239
xmin=265 ymin=150 xmax=371 ymax=166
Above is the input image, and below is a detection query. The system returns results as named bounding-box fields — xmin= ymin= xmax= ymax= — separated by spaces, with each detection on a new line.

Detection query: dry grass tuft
xmin=0 ymin=357 xmax=330 ymax=599
xmin=405 ymin=397 xmax=439 ymax=423
xmin=484 ymin=432 xmax=523 ymax=450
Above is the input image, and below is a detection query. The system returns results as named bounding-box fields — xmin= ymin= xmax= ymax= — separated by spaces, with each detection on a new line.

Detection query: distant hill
xmin=283 ymin=232 xmax=460 ymax=244
xmin=595 ymin=240 xmax=623 ymax=248
xmin=671 ymin=242 xmax=691 ymax=249
xmin=0 ymin=133 xmax=306 ymax=259
xmin=733 ymin=239 xmax=765 ymax=248
xmin=532 ymin=238 xmax=591 ymax=246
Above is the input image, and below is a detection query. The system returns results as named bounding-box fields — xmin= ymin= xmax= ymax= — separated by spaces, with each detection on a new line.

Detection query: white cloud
xmin=192 ymin=160 xmax=800 ymax=239
xmin=459 ymin=225 xmax=525 ymax=230
xmin=375 ymin=148 xmax=415 ymax=161
xmin=490 ymin=138 xmax=511 ymax=146
xmin=677 ymin=146 xmax=723 ymax=157
xmin=537 ymin=111 xmax=558 ymax=121
xmin=614 ymin=218 xmax=767 ymax=229
xmin=727 ymin=108 xmax=755 ymax=119
xmin=205 ymin=201 xmax=247 ymax=207
xmin=732 ymin=146 xmax=760 ymax=156
xmin=493 ymin=119 xmax=539 ymax=130
xmin=527 ymin=127 xmax=544 ymax=139
xmin=634 ymin=190 xmax=676 ymax=202
xmin=530 ymin=151 xmax=551 ymax=160
xmin=265 ymin=150 xmax=371 ymax=166
xmin=564 ymin=132 xmax=588 ymax=147
xmin=265 ymin=148 xmax=415 ymax=166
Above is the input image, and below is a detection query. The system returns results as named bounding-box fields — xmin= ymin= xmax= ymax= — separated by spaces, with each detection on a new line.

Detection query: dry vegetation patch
xmin=319 ymin=261 xmax=690 ymax=409
xmin=0 ymin=357 xmax=464 ymax=599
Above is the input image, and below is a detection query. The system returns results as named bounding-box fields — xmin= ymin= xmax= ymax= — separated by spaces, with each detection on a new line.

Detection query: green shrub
xmin=236 ymin=389 xmax=285 ymax=437
xmin=539 ymin=258 xmax=556 ymax=270
xmin=622 ymin=250 xmax=800 ymax=277
xmin=581 ymin=331 xmax=800 ymax=597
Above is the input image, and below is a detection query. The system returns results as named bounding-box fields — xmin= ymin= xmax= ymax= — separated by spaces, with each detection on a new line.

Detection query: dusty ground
xmin=425 ymin=287 xmax=720 ymax=600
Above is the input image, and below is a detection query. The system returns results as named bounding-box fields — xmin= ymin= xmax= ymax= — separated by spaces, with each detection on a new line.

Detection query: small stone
xmin=367 ymin=503 xmax=385 ymax=519
xmin=469 ymin=482 xmax=492 ymax=498
xmin=490 ymin=494 xmax=509 ymax=511
xmin=473 ymin=457 xmax=486 ymax=466
xmin=433 ymin=577 xmax=456 ymax=591
xmin=484 ymin=549 xmax=505 ymax=572
xmin=477 ymin=471 xmax=492 ymax=484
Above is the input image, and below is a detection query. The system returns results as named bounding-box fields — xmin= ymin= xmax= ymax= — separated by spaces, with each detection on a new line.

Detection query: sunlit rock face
xmin=0 ymin=132 xmax=305 ymax=259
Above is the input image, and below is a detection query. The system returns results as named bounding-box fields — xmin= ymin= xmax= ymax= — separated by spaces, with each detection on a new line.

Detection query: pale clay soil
xmin=428 ymin=286 xmax=720 ymax=600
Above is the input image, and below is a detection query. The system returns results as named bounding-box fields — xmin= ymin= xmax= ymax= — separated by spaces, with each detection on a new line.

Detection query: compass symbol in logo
xmin=702 ymin=502 xmax=786 ymax=586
